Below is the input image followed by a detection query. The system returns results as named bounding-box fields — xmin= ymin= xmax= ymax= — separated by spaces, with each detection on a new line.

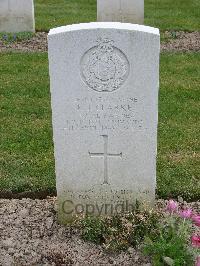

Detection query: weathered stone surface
xmin=48 ymin=22 xmax=160 ymax=222
xmin=0 ymin=0 xmax=35 ymax=33
xmin=97 ymin=0 xmax=144 ymax=24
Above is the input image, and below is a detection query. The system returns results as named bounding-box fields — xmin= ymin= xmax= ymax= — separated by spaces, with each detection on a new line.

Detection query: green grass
xmin=157 ymin=53 xmax=200 ymax=200
xmin=145 ymin=0 xmax=200 ymax=31
xmin=35 ymin=0 xmax=96 ymax=32
xmin=0 ymin=53 xmax=55 ymax=193
xmin=0 ymin=52 xmax=200 ymax=200
xmin=34 ymin=0 xmax=200 ymax=32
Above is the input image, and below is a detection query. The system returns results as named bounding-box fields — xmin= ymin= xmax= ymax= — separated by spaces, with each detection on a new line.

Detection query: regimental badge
xmin=81 ymin=38 xmax=130 ymax=92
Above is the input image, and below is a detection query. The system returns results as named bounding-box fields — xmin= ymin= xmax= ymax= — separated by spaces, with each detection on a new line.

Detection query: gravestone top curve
xmin=48 ymin=22 xmax=159 ymax=36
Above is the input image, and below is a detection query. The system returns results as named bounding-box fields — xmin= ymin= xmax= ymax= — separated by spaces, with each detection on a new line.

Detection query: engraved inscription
xmin=81 ymin=38 xmax=130 ymax=92
xmin=89 ymin=135 xmax=122 ymax=185
xmin=62 ymin=96 xmax=144 ymax=132
xmin=64 ymin=189 xmax=151 ymax=202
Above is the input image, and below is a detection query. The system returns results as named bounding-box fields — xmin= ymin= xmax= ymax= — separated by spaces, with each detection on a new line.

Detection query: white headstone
xmin=48 ymin=22 xmax=160 ymax=223
xmin=97 ymin=0 xmax=144 ymax=24
xmin=0 ymin=0 xmax=35 ymax=33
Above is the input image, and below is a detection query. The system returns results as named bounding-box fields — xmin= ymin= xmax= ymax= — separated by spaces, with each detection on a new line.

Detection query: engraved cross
xmin=89 ymin=135 xmax=122 ymax=184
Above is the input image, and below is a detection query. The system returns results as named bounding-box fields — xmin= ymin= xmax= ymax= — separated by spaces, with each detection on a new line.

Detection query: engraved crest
xmin=81 ymin=38 xmax=130 ymax=92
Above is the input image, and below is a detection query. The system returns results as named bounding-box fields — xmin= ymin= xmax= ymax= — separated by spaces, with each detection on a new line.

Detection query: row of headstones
xmin=0 ymin=0 xmax=144 ymax=33
xmin=48 ymin=3 xmax=160 ymax=222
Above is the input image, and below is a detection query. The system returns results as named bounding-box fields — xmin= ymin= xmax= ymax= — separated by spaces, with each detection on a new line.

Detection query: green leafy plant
xmin=79 ymin=216 xmax=110 ymax=245
xmin=143 ymin=222 xmax=193 ymax=265
xmin=76 ymin=207 xmax=160 ymax=251
xmin=171 ymin=31 xmax=178 ymax=39
xmin=143 ymin=200 xmax=200 ymax=266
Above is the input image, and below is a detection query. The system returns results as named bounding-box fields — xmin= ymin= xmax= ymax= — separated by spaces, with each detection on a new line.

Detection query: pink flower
xmin=192 ymin=215 xmax=200 ymax=227
xmin=195 ymin=256 xmax=200 ymax=266
xmin=191 ymin=235 xmax=200 ymax=247
xmin=179 ymin=209 xmax=193 ymax=219
xmin=166 ymin=200 xmax=178 ymax=213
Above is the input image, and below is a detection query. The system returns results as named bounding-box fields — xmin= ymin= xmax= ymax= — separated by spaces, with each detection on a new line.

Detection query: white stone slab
xmin=0 ymin=0 xmax=35 ymax=33
xmin=97 ymin=0 xmax=144 ymax=24
xmin=48 ymin=22 xmax=160 ymax=223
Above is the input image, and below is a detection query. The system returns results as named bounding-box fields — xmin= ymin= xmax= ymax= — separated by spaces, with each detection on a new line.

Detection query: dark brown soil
xmin=0 ymin=31 xmax=199 ymax=53
xmin=0 ymin=189 xmax=56 ymax=200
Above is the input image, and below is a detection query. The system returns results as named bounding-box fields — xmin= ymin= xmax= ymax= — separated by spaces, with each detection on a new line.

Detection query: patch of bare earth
xmin=161 ymin=31 xmax=200 ymax=52
xmin=0 ymin=31 xmax=199 ymax=53
xmin=0 ymin=32 xmax=48 ymax=52
xmin=0 ymin=198 xmax=150 ymax=266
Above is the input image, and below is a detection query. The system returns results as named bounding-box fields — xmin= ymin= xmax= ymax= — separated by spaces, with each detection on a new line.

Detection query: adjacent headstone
xmin=97 ymin=0 xmax=144 ymax=24
xmin=48 ymin=22 xmax=160 ymax=223
xmin=0 ymin=0 xmax=35 ymax=33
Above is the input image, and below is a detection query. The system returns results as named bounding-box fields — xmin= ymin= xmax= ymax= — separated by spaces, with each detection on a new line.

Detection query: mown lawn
xmin=0 ymin=52 xmax=199 ymax=200
xmin=0 ymin=53 xmax=55 ymax=194
xmin=35 ymin=0 xmax=200 ymax=32
xmin=157 ymin=53 xmax=200 ymax=200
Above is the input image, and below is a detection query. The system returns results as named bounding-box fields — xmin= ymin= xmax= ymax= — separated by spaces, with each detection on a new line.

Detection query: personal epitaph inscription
xmin=81 ymin=38 xmax=129 ymax=92
xmin=48 ymin=23 xmax=160 ymax=223
xmin=89 ymin=135 xmax=122 ymax=184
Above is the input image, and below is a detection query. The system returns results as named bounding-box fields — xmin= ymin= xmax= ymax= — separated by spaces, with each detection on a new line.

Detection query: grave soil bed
xmin=0 ymin=198 xmax=199 ymax=265
xmin=0 ymin=197 xmax=150 ymax=266
xmin=0 ymin=31 xmax=199 ymax=53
